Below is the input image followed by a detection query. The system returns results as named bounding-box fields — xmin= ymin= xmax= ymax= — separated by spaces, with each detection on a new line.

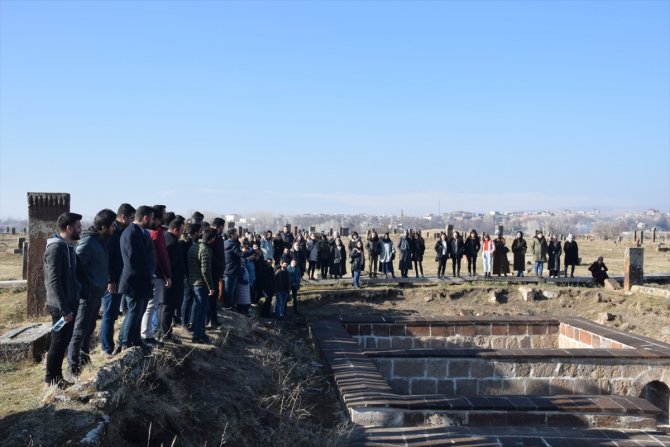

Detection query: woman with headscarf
xmin=547 ymin=235 xmax=562 ymax=278
xmin=563 ymin=233 xmax=579 ymax=278
xmin=511 ymin=231 xmax=527 ymax=277
xmin=397 ymin=230 xmax=413 ymax=278
xmin=330 ymin=237 xmax=347 ymax=279
xmin=379 ymin=232 xmax=395 ymax=278
xmin=492 ymin=233 xmax=510 ymax=276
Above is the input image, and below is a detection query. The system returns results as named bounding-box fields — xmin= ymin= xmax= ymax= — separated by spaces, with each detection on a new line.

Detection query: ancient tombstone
xmin=652 ymin=227 xmax=657 ymax=243
xmin=227 ymin=221 xmax=235 ymax=229
xmin=309 ymin=226 xmax=316 ymax=234
xmin=640 ymin=230 xmax=644 ymax=244
xmin=285 ymin=223 xmax=291 ymax=233
xmin=17 ymin=237 xmax=25 ymax=249
xmin=446 ymin=224 xmax=454 ymax=239
xmin=11 ymin=227 xmax=15 ymax=234
xmin=341 ymin=227 xmax=350 ymax=237
xmin=496 ymin=225 xmax=504 ymax=236
xmin=624 ymin=247 xmax=644 ymax=291
xmin=634 ymin=230 xmax=638 ymax=241
xmin=27 ymin=192 xmax=70 ymax=318
xmin=0 ymin=323 xmax=51 ymax=362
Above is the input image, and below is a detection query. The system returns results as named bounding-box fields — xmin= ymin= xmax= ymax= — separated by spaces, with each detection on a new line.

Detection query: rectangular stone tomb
xmin=0 ymin=323 xmax=51 ymax=362
xmin=310 ymin=316 xmax=670 ymax=430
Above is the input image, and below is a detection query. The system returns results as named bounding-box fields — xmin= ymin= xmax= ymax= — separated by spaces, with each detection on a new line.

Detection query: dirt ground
xmin=0 ymin=233 xmax=669 ymax=445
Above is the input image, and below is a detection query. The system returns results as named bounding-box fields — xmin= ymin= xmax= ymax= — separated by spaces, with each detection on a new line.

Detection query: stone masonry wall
xmin=348 ymin=322 xmax=559 ymax=351
xmin=371 ymin=356 xmax=670 ymax=398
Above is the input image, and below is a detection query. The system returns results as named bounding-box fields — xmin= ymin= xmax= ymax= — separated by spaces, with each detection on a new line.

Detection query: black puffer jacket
xmin=44 ymin=234 xmax=79 ymax=316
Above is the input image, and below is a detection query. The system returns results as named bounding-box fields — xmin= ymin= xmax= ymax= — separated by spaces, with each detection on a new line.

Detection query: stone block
xmin=518 ymin=286 xmax=537 ymax=301
xmin=0 ymin=323 xmax=51 ymax=362
xmin=604 ymin=278 xmax=622 ymax=290
xmin=426 ymin=359 xmax=447 ymax=378
xmin=411 ymin=378 xmax=437 ymax=394
xmin=393 ymin=359 xmax=425 ymax=378
xmin=437 ymin=379 xmax=455 ymax=394
xmin=350 ymin=407 xmax=403 ymax=427
xmin=454 ymin=379 xmax=478 ymax=394
xmin=448 ymin=359 xmax=472 ymax=378
xmin=542 ymin=290 xmax=559 ymax=299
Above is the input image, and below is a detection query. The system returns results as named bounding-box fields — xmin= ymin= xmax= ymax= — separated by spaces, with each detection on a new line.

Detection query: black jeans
xmin=437 ymin=255 xmax=448 ymax=277
xmin=308 ymin=261 xmax=317 ymax=279
xmin=564 ymin=264 xmax=576 ymax=277
xmin=68 ymin=292 xmax=102 ymax=374
xmin=159 ymin=278 xmax=183 ymax=338
xmin=46 ymin=307 xmax=76 ymax=384
xmin=369 ymin=255 xmax=379 ymax=277
xmin=206 ymin=279 xmax=220 ymax=326
xmin=466 ymin=255 xmax=477 ymax=275
xmin=290 ymin=285 xmax=299 ymax=312
xmin=413 ymin=260 xmax=423 ymax=276
xmin=451 ymin=257 xmax=462 ymax=276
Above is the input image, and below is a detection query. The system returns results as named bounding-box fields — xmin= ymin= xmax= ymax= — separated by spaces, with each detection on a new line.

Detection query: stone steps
xmin=348 ymin=393 xmax=660 ymax=430
xmin=347 ymin=425 xmax=670 ymax=447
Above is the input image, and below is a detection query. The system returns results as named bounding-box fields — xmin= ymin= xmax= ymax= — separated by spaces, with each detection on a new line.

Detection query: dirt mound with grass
xmin=0 ymin=311 xmax=351 ymax=447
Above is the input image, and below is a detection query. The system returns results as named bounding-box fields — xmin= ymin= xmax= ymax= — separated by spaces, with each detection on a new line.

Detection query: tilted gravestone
xmin=27 ymin=192 xmax=70 ymax=318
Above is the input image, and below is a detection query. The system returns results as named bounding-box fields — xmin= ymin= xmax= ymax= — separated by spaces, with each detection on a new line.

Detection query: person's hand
xmin=165 ymin=278 xmax=172 ymax=289
xmin=208 ymin=289 xmax=215 ymax=296
xmin=107 ymin=282 xmax=118 ymax=294
xmin=63 ymin=313 xmax=74 ymax=323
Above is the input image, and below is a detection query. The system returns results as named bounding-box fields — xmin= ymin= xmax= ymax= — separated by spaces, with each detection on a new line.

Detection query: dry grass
xmin=0 ymin=236 xmax=24 ymax=281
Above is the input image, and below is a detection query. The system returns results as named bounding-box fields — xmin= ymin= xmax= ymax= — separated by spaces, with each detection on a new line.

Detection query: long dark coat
xmin=492 ymin=238 xmax=510 ymax=275
xmin=511 ymin=238 xmax=527 ymax=271
xmin=563 ymin=240 xmax=579 ymax=266
xmin=397 ymin=237 xmax=413 ymax=270
xmin=547 ymin=242 xmax=562 ymax=271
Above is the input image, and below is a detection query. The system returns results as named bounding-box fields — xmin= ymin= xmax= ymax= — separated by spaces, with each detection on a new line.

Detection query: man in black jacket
xmin=100 ymin=203 xmax=135 ymax=356
xmin=67 ymin=208 xmax=116 ymax=375
xmin=119 ymin=206 xmax=155 ymax=350
xmin=223 ymin=228 xmax=243 ymax=310
xmin=208 ymin=217 xmax=225 ymax=327
xmin=159 ymin=219 xmax=185 ymax=343
xmin=44 ymin=212 xmax=82 ymax=388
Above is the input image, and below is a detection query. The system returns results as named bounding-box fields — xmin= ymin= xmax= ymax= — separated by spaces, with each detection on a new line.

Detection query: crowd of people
xmin=44 ymin=203 xmax=605 ymax=388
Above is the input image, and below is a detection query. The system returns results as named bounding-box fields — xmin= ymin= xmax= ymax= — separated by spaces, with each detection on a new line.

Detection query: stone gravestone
xmin=27 ymin=192 xmax=70 ymax=318
xmin=227 ymin=221 xmax=235 ymax=229
xmin=496 ymin=225 xmax=504 ymax=236
xmin=309 ymin=226 xmax=316 ymax=234
xmin=446 ymin=224 xmax=454 ymax=240
xmin=341 ymin=227 xmax=350 ymax=237
xmin=11 ymin=227 xmax=16 ymax=235
xmin=624 ymin=247 xmax=644 ymax=291
xmin=652 ymin=227 xmax=657 ymax=243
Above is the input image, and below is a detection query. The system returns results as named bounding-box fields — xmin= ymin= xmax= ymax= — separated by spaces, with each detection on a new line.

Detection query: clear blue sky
xmin=1 ymin=0 xmax=668 ymax=219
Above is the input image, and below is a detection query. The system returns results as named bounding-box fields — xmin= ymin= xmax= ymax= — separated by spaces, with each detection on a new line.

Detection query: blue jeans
xmin=100 ymin=291 xmax=122 ymax=354
xmin=275 ymin=291 xmax=289 ymax=320
xmin=534 ymin=261 xmax=544 ymax=277
xmin=224 ymin=274 xmax=238 ymax=309
xmin=192 ymin=285 xmax=208 ymax=339
xmin=120 ymin=294 xmax=144 ymax=348
xmin=353 ymin=270 xmax=360 ymax=288
xmin=181 ymin=280 xmax=195 ymax=326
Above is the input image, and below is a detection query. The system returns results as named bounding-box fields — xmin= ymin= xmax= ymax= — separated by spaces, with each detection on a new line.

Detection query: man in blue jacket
xmin=67 ymin=209 xmax=116 ymax=376
xmin=119 ymin=206 xmax=156 ymax=350
xmin=44 ymin=212 xmax=82 ymax=388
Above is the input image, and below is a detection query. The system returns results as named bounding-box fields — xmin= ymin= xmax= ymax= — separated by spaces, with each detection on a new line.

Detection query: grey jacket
xmin=76 ymin=228 xmax=110 ymax=299
xmin=44 ymin=234 xmax=80 ymax=316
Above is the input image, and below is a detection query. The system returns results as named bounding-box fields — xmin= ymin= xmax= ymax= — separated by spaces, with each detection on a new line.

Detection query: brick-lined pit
xmin=311 ymin=316 xmax=670 ymax=430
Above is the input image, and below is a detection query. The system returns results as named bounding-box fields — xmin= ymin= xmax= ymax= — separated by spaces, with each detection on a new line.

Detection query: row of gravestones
xmin=3 ymin=227 xmax=26 ymax=234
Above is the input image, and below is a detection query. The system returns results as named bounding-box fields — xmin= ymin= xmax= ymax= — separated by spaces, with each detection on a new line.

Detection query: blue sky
xmin=1 ymin=0 xmax=668 ymax=219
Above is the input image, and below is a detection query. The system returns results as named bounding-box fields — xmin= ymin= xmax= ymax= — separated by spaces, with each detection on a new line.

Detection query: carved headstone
xmin=496 ymin=225 xmax=504 ymax=236
xmin=11 ymin=227 xmax=15 ymax=235
xmin=22 ymin=241 xmax=28 ymax=280
xmin=27 ymin=192 xmax=70 ymax=318
xmin=652 ymin=227 xmax=657 ymax=243
xmin=624 ymin=247 xmax=644 ymax=291
xmin=341 ymin=227 xmax=349 ymax=237
xmin=309 ymin=226 xmax=316 ymax=234
xmin=446 ymin=224 xmax=454 ymax=240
